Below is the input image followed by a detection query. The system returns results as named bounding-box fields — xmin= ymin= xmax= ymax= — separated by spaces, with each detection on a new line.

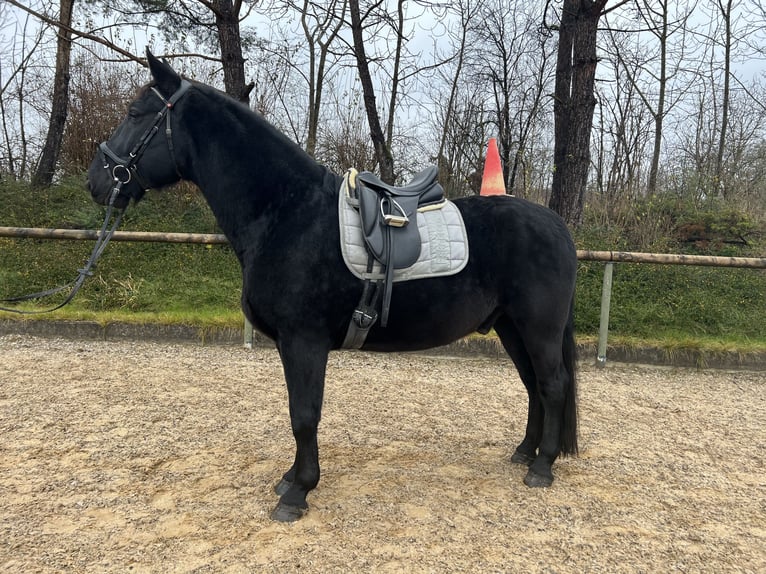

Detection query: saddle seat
xmin=356 ymin=166 xmax=444 ymax=199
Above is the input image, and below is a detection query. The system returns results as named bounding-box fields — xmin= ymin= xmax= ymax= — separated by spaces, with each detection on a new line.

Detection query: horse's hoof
xmin=524 ymin=470 xmax=553 ymax=488
xmin=511 ymin=450 xmax=535 ymax=466
xmin=270 ymin=502 xmax=307 ymax=522
xmin=274 ymin=478 xmax=292 ymax=496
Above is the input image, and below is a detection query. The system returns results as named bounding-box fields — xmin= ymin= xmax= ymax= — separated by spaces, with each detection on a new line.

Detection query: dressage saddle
xmin=343 ymin=166 xmax=446 ymax=347
xmin=356 ymin=166 xmax=445 ymax=269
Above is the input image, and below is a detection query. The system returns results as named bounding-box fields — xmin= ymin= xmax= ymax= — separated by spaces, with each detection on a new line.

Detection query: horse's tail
xmin=560 ymin=294 xmax=579 ymax=457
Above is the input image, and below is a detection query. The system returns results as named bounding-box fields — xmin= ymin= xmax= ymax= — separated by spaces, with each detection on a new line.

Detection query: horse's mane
xmin=182 ymin=79 xmax=335 ymax=194
xmin=139 ymin=77 xmax=311 ymax=167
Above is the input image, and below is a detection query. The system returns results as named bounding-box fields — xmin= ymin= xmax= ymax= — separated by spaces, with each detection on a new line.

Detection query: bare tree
xmin=85 ymin=0 xmax=255 ymax=102
xmin=470 ymin=1 xmax=554 ymax=197
xmin=594 ymin=56 xmax=652 ymax=203
xmin=0 ymin=6 xmax=49 ymax=179
xmin=32 ymin=0 xmax=75 ymax=188
xmin=348 ymin=0 xmax=395 ymax=182
xmin=605 ymin=1 xmax=696 ymax=195
xmin=547 ymin=0 xmax=627 ymax=226
xmin=258 ymin=0 xmax=347 ymax=156
xmin=674 ymin=0 xmax=757 ymax=200
xmin=61 ymin=52 xmax=145 ymax=172
xmin=300 ymin=0 xmax=346 ymax=157
xmin=315 ymin=83 xmax=378 ymax=174
xmin=435 ymin=0 xmax=475 ymax=182
xmin=714 ymin=0 xmax=733 ymax=193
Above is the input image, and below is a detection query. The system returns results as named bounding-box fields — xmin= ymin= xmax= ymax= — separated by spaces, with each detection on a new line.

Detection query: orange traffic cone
xmin=480 ymin=138 xmax=506 ymax=196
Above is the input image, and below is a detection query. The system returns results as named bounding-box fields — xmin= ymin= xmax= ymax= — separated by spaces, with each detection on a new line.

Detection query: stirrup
xmin=380 ymin=197 xmax=409 ymax=227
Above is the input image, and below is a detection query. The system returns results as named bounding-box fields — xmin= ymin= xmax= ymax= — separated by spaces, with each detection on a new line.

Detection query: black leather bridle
xmin=99 ymin=79 xmax=192 ymax=203
xmin=0 ymin=80 xmax=192 ymax=314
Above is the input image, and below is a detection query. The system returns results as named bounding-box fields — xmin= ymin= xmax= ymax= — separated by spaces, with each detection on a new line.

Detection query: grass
xmin=574 ymin=260 xmax=766 ymax=347
xmin=0 ymin=177 xmax=243 ymax=327
xmin=1 ymin=176 xmax=765 ymax=353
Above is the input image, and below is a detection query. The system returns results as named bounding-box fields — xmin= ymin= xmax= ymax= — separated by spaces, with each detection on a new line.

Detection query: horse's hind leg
xmin=270 ymin=336 xmax=329 ymax=522
xmin=522 ymin=347 xmax=569 ymax=487
xmin=495 ymin=315 xmax=574 ymax=488
xmin=494 ymin=318 xmax=543 ymax=467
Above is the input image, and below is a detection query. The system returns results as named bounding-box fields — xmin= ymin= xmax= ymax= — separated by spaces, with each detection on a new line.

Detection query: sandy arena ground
xmin=0 ymin=334 xmax=764 ymax=573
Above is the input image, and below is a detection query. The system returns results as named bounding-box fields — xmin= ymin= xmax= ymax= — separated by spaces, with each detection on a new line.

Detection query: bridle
xmin=0 ymin=80 xmax=192 ymax=314
xmin=99 ymin=79 xmax=192 ymax=202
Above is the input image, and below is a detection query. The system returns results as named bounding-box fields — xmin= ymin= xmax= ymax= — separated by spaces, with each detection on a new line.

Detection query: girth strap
xmin=341 ymin=267 xmax=382 ymax=350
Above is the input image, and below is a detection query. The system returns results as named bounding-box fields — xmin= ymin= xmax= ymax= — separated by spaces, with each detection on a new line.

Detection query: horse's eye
xmin=128 ymin=107 xmax=140 ymax=119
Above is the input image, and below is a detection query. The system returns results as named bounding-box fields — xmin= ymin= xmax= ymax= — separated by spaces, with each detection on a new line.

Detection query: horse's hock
xmin=1 ymin=335 xmax=764 ymax=573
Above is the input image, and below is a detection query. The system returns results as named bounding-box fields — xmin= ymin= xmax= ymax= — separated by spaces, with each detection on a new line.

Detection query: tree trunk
xmin=646 ymin=3 xmax=667 ymax=195
xmin=348 ymin=0 xmax=395 ymax=183
xmin=385 ymin=0 xmax=405 ymax=149
xmin=549 ymin=0 xmax=607 ymax=226
xmin=715 ymin=0 xmax=732 ymax=198
xmin=301 ymin=0 xmax=319 ymax=157
xmin=437 ymin=0 xmax=476 ymax=190
xmin=32 ymin=0 xmax=74 ymax=188
xmin=213 ymin=0 xmax=251 ymax=104
xmin=300 ymin=0 xmax=345 ymax=158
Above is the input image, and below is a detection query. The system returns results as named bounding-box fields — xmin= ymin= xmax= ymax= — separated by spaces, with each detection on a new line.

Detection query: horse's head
xmin=87 ymin=50 xmax=191 ymax=208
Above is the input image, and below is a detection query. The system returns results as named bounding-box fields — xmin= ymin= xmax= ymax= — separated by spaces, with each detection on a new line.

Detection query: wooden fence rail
xmin=0 ymin=227 xmax=228 ymax=245
xmin=575 ymin=249 xmax=766 ymax=269
xmin=2 ymin=227 xmax=764 ymax=268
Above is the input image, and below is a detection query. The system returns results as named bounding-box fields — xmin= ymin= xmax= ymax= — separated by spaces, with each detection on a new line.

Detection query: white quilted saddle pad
xmin=338 ymin=169 xmax=470 ymax=282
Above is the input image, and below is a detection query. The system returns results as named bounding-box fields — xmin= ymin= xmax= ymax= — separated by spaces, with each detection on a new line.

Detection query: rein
xmin=0 ymin=191 xmax=125 ymax=315
xmin=0 ymin=80 xmax=191 ymax=315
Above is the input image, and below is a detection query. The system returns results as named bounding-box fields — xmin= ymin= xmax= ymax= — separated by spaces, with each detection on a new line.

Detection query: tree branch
xmin=5 ymin=0 xmax=143 ymax=65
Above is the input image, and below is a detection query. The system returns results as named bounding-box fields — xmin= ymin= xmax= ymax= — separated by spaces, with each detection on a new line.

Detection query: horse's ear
xmin=146 ymin=48 xmax=181 ymax=96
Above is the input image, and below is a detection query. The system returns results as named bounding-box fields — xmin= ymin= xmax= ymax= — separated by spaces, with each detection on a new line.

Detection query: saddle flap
xmin=357 ymin=184 xmax=421 ymax=268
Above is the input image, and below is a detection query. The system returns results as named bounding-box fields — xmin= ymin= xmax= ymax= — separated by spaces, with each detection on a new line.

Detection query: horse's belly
xmin=360 ymin=281 xmax=496 ymax=352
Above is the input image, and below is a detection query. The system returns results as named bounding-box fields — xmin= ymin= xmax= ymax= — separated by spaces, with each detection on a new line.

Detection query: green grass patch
xmin=0 ymin=177 xmax=242 ymax=327
xmin=574 ymin=260 xmax=766 ymax=346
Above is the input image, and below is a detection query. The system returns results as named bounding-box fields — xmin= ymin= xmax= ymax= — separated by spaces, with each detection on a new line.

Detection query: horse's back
xmin=455 ymin=195 xmax=575 ymax=264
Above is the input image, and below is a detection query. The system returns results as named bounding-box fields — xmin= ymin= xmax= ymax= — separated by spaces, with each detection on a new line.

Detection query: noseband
xmin=99 ymin=79 xmax=191 ymax=203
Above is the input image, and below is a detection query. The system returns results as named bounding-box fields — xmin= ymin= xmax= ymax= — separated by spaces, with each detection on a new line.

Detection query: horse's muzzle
xmin=86 ymin=178 xmax=130 ymax=209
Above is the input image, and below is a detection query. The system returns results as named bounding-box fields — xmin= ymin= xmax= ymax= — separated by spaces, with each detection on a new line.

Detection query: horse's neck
xmin=181 ymin=96 xmax=334 ymax=253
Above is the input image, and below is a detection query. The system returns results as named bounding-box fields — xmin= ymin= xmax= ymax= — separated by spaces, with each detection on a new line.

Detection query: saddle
xmin=343 ymin=166 xmax=446 ymax=347
xmin=356 ymin=166 xmax=445 ymax=269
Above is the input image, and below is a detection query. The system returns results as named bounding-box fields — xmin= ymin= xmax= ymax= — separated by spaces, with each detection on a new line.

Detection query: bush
xmin=582 ymin=192 xmax=765 ymax=256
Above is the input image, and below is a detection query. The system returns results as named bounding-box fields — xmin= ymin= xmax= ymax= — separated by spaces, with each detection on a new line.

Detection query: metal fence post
xmin=596 ymin=262 xmax=614 ymax=367
xmin=244 ymin=317 xmax=253 ymax=349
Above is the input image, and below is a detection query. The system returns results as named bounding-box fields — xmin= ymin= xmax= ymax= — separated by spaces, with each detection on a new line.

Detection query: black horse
xmin=87 ymin=51 xmax=579 ymax=522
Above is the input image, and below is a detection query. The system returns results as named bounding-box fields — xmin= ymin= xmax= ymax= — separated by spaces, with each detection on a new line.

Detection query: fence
xmin=2 ymin=227 xmax=765 ymax=363
xmin=575 ymin=249 xmax=766 ymax=364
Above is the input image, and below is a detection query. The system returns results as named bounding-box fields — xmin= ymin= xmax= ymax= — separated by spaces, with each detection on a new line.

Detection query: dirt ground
xmin=0 ymin=334 xmax=764 ymax=573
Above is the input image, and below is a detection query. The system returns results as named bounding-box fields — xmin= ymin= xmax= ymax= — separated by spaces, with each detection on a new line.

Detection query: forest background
xmin=0 ymin=0 xmax=764 ymax=351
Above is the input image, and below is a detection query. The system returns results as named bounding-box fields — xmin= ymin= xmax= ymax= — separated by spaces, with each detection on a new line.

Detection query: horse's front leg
xmin=270 ymin=336 xmax=329 ymax=522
